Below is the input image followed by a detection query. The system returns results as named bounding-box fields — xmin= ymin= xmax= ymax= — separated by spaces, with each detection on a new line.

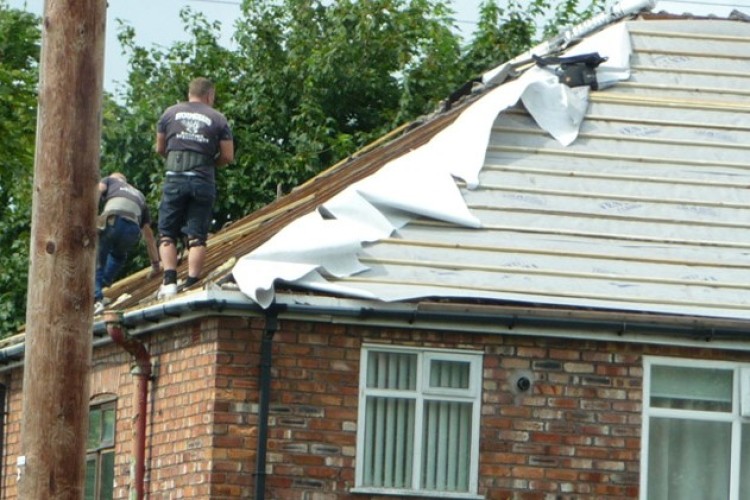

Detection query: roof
xmin=105 ymin=7 xmax=750 ymax=325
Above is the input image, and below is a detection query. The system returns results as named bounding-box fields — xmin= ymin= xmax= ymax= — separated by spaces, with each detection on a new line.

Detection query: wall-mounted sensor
xmin=516 ymin=376 xmax=531 ymax=392
xmin=510 ymin=369 xmax=534 ymax=395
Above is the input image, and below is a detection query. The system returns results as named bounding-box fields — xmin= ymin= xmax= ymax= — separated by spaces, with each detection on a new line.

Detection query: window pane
xmin=430 ymin=360 xmax=470 ymax=389
xmin=742 ymin=424 xmax=750 ymax=499
xmin=421 ymin=400 xmax=472 ymax=492
xmin=102 ymin=408 xmax=115 ymax=446
xmin=362 ymin=396 xmax=415 ymax=488
xmin=99 ymin=451 xmax=115 ymax=500
xmin=87 ymin=408 xmax=102 ymax=449
xmin=647 ymin=417 xmax=731 ymax=500
xmin=650 ymin=366 xmax=732 ymax=412
xmin=366 ymin=351 xmax=417 ymax=390
xmin=84 ymin=456 xmax=97 ymax=500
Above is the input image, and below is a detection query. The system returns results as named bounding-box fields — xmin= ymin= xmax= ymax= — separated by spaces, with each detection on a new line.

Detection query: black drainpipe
xmin=254 ymin=303 xmax=284 ymax=500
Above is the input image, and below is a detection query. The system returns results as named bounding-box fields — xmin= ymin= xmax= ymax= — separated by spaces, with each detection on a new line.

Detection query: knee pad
xmin=158 ymin=236 xmax=176 ymax=248
xmin=187 ymin=236 xmax=206 ymax=248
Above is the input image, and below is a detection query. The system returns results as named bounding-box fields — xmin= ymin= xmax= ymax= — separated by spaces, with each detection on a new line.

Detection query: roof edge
xmin=0 ymin=289 xmax=747 ymax=374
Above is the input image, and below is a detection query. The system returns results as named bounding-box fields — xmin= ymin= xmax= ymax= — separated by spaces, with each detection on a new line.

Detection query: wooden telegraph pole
xmin=19 ymin=0 xmax=106 ymax=498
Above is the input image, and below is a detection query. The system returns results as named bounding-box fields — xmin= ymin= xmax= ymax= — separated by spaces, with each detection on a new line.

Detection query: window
xmin=85 ymin=400 xmax=116 ymax=500
xmin=641 ymin=358 xmax=750 ymax=500
xmin=355 ymin=345 xmax=483 ymax=498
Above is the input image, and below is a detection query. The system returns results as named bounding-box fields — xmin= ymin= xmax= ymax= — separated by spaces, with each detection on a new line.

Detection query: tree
xmin=462 ymin=0 xmax=606 ymax=77
xmin=108 ymin=0 xmax=606 ymax=234
xmin=108 ymin=0 xmax=466 ymax=230
xmin=0 ymin=0 xmax=39 ymax=335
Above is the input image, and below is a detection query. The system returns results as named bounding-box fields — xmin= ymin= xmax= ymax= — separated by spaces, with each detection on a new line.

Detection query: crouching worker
xmin=154 ymin=77 xmax=234 ymax=299
xmin=95 ymin=172 xmax=160 ymax=313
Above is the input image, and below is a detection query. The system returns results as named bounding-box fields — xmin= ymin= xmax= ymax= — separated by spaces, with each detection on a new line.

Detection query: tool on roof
xmin=533 ymin=52 xmax=609 ymax=90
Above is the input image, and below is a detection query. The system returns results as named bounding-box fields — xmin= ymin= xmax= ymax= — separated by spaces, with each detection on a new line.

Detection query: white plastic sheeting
xmin=233 ymin=24 xmax=633 ymax=308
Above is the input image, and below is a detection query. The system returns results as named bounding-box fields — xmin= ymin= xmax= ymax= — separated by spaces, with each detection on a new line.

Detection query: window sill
xmin=351 ymin=487 xmax=483 ymax=499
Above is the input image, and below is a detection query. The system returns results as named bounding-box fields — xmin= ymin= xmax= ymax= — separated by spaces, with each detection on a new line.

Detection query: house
xmin=2 ymin=1 xmax=750 ymax=498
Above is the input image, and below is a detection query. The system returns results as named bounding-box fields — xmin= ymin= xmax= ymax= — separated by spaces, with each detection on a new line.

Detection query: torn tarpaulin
xmin=233 ymin=23 xmax=634 ymax=308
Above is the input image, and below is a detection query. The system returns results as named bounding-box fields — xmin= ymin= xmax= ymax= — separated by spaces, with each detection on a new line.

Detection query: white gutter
xmin=0 ymin=286 xmax=747 ymax=375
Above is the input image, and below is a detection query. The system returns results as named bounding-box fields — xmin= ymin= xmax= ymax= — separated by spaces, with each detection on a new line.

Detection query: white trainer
xmin=157 ymin=283 xmax=177 ymax=299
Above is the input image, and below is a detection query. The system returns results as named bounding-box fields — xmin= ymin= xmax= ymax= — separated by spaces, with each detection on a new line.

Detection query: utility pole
xmin=19 ymin=0 xmax=106 ymax=498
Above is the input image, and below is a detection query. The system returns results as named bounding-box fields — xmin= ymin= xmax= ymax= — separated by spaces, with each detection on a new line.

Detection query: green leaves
xmin=0 ymin=0 xmax=39 ymax=335
xmin=228 ymin=0 xmax=465 ymax=200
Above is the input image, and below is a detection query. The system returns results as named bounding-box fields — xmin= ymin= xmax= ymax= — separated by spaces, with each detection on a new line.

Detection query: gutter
xmin=278 ymin=298 xmax=750 ymax=345
xmin=106 ymin=290 xmax=750 ymax=345
xmin=0 ymin=289 xmax=749 ymax=372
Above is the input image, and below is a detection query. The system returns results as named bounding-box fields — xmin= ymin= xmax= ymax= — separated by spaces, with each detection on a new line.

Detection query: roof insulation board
xmin=234 ymin=18 xmax=750 ymax=321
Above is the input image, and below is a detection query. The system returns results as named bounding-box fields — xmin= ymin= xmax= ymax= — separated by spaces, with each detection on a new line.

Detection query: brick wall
xmin=1 ymin=314 xmax=749 ymax=499
xmin=0 ymin=315 xmax=266 ymax=500
xmin=254 ymin=322 xmax=750 ymax=499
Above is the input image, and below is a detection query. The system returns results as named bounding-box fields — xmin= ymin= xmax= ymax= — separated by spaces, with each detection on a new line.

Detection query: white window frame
xmin=354 ymin=344 xmax=483 ymax=498
xmin=640 ymin=356 xmax=750 ymax=500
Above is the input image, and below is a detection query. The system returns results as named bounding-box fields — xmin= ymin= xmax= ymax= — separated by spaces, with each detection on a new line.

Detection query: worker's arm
xmin=95 ymin=180 xmax=109 ymax=231
xmin=216 ymin=139 xmax=234 ymax=167
xmin=155 ymin=132 xmax=167 ymax=158
xmin=141 ymin=224 xmax=161 ymax=277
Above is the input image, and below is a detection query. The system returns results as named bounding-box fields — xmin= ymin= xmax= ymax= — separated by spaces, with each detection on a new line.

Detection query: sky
xmin=6 ymin=0 xmax=747 ymax=94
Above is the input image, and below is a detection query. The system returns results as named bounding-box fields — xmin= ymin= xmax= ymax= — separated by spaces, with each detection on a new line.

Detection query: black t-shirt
xmin=157 ymin=101 xmax=233 ymax=182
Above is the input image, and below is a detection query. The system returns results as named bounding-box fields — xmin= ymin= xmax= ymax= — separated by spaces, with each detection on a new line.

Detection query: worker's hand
xmin=148 ymin=261 xmax=161 ymax=279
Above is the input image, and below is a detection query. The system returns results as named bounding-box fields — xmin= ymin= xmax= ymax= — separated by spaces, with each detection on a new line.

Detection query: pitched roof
xmin=106 ymin=8 xmax=750 ymax=324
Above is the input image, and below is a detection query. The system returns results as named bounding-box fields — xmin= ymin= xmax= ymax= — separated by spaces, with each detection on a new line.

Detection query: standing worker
xmin=95 ymin=172 xmax=160 ymax=313
xmin=155 ymin=77 xmax=234 ymax=299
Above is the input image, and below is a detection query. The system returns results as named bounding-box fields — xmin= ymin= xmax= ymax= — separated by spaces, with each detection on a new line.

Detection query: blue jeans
xmin=95 ymin=216 xmax=141 ymax=301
